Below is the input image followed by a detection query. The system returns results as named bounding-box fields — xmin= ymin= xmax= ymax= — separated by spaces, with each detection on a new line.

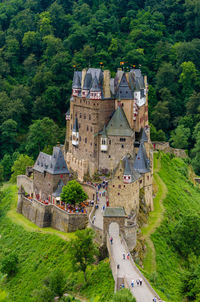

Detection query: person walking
xmin=136 ymin=279 xmax=140 ymax=286
xmin=131 ymin=280 xmax=134 ymax=288
xmin=122 ymin=252 xmax=126 ymax=260
xmin=153 ymin=297 xmax=157 ymax=302
xmin=127 ymin=253 xmax=130 ymax=260
xmin=139 ymin=278 xmax=143 ymax=286
xmin=110 ymin=236 xmax=113 ymax=245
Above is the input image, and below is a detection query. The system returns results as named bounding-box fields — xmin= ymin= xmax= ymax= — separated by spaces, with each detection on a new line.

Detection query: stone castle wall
xmin=17 ymin=194 xmax=88 ymax=232
xmin=152 ymin=141 xmax=187 ymax=158
xmin=98 ymin=135 xmax=135 ymax=173
xmin=65 ymin=152 xmax=89 ymax=181
xmin=81 ymin=183 xmax=97 ymax=201
xmin=17 ymin=175 xmax=33 ymax=196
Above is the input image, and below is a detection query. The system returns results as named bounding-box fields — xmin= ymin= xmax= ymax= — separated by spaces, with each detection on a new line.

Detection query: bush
xmin=1 ymin=252 xmax=18 ymax=276
xmin=111 ymin=288 xmax=136 ymax=302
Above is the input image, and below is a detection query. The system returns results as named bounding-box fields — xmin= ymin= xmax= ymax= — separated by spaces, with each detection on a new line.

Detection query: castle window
xmin=140 ymin=180 xmax=142 ymax=184
xmin=113 ymin=185 xmax=115 ymax=187
xmin=89 ymin=114 xmax=91 ymax=120
xmin=122 ymin=103 xmax=124 ymax=107
xmin=120 ymin=138 xmax=126 ymax=142
xmin=80 ymin=113 xmax=82 ymax=118
xmin=124 ymin=185 xmax=126 ymax=188
xmin=118 ymin=185 xmax=121 ymax=189
xmin=71 ymin=114 xmax=72 ymax=119
xmin=87 ymin=126 xmax=89 ymax=131
xmin=121 ymin=144 xmax=124 ymax=148
xmin=118 ymin=176 xmax=120 ymax=179
xmin=75 ymin=112 xmax=77 ymax=117
xmin=84 ymin=114 xmax=86 ymax=119
xmin=109 ymin=140 xmax=111 ymax=145
xmin=91 ymin=127 xmax=92 ymax=132
xmin=147 ymin=176 xmax=149 ymax=180
xmin=85 ymin=138 xmax=87 ymax=143
xmin=109 ymin=155 xmax=111 ymax=158
xmin=118 ymin=193 xmax=120 ymax=195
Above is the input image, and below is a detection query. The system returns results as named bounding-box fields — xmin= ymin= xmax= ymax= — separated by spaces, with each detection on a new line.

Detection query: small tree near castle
xmin=60 ymin=180 xmax=88 ymax=205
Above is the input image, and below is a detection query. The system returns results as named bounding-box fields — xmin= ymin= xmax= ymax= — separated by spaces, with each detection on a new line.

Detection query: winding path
xmin=93 ymin=189 xmax=159 ymax=302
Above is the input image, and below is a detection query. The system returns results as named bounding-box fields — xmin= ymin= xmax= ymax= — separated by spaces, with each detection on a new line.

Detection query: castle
xmin=65 ymin=67 xmax=153 ymax=214
xmin=17 ymin=66 xmax=153 ymax=234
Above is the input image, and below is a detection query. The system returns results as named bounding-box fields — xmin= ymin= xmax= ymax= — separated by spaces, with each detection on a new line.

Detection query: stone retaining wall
xmin=152 ymin=141 xmax=187 ymax=158
xmin=17 ymin=175 xmax=33 ymax=196
xmin=17 ymin=194 xmax=88 ymax=232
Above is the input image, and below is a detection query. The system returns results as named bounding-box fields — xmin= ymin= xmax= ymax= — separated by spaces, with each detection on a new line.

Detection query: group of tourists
xmin=131 ymin=278 xmax=143 ymax=287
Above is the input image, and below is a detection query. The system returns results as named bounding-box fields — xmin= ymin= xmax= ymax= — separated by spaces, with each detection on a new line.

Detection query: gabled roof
xmin=129 ymin=69 xmax=145 ymax=91
xmin=34 ymin=147 xmax=69 ymax=175
xmin=105 ymin=106 xmax=134 ymax=136
xmin=116 ymin=73 xmax=133 ymax=99
xmin=52 ymin=179 xmax=64 ymax=197
xmin=141 ymin=128 xmax=148 ymax=142
xmin=90 ymin=75 xmax=101 ymax=92
xmin=73 ymin=117 xmax=79 ymax=132
xmin=133 ymin=143 xmax=150 ymax=174
xmin=72 ymin=71 xmax=82 ymax=89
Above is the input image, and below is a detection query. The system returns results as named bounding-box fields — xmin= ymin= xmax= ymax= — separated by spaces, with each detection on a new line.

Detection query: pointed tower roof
xmin=124 ymin=157 xmax=132 ymax=175
xmin=83 ymin=73 xmax=92 ymax=89
xmin=52 ymin=179 xmax=64 ymax=197
xmin=106 ymin=106 xmax=134 ymax=136
xmin=90 ymin=74 xmax=101 ymax=92
xmin=72 ymin=71 xmax=82 ymax=89
xmin=116 ymin=73 xmax=133 ymax=99
xmin=101 ymin=125 xmax=107 ymax=138
xmin=73 ymin=117 xmax=79 ymax=132
xmin=141 ymin=128 xmax=148 ymax=142
xmin=133 ymin=143 xmax=150 ymax=174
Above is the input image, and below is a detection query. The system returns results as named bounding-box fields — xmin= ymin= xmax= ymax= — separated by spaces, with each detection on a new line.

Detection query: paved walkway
xmin=93 ymin=188 xmax=159 ymax=302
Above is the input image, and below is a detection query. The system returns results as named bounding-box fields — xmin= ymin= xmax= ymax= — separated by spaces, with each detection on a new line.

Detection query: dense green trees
xmin=0 ymin=0 xmax=199 ymax=173
xmin=69 ymin=229 xmax=98 ymax=282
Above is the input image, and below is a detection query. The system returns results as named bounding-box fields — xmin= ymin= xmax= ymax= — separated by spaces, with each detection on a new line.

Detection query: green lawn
xmin=141 ymin=152 xmax=200 ymax=301
xmin=0 ymin=185 xmax=114 ymax=302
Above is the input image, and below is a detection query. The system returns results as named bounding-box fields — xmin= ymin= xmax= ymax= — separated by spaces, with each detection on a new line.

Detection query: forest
xmin=0 ymin=0 xmax=200 ymax=181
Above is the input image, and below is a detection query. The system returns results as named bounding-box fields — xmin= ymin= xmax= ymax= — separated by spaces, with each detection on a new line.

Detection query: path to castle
xmin=94 ymin=189 xmax=157 ymax=302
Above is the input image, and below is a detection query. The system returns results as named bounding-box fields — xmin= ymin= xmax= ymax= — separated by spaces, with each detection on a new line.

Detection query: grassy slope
xmin=142 ymin=152 xmax=200 ymax=302
xmin=0 ymin=185 xmax=114 ymax=302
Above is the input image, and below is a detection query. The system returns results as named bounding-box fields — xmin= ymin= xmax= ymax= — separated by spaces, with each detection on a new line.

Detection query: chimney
xmin=103 ymin=70 xmax=111 ymax=98
xmin=81 ymin=68 xmax=87 ymax=89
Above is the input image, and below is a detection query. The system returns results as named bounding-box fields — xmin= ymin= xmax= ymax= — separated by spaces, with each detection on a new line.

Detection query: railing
xmin=121 ymin=234 xmax=160 ymax=299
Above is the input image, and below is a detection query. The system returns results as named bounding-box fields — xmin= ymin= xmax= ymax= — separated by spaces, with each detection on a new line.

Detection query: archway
xmin=109 ymin=222 xmax=119 ymax=238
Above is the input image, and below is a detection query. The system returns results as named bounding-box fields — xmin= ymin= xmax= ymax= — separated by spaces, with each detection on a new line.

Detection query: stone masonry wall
xmin=33 ymin=171 xmax=69 ymax=200
xmin=108 ymin=163 xmax=141 ymax=215
xmin=17 ymin=195 xmax=88 ymax=232
xmin=98 ymin=135 xmax=135 ymax=173
xmin=17 ymin=175 xmax=33 ymax=196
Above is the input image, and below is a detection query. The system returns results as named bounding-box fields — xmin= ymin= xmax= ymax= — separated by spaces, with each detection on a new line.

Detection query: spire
xmin=101 ymin=125 xmax=107 ymax=138
xmin=72 ymin=72 xmax=81 ymax=89
xmin=124 ymin=157 xmax=132 ymax=175
xmin=90 ymin=74 xmax=101 ymax=92
xmin=141 ymin=128 xmax=148 ymax=142
xmin=73 ymin=117 xmax=79 ymax=132
xmin=133 ymin=142 xmax=150 ymax=173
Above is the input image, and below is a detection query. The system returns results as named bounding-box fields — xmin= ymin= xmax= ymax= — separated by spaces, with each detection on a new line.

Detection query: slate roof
xmin=141 ymin=128 xmax=148 ymax=142
xmin=129 ymin=69 xmax=145 ymax=91
xmin=101 ymin=125 xmax=108 ymax=138
xmin=52 ymin=179 xmax=64 ymax=197
xmin=73 ymin=117 xmax=79 ymax=132
xmin=34 ymin=147 xmax=69 ymax=175
xmin=105 ymin=106 xmax=134 ymax=136
xmin=116 ymin=73 xmax=133 ymax=99
xmin=72 ymin=71 xmax=82 ymax=89
xmin=123 ymin=156 xmax=141 ymax=182
xmin=133 ymin=142 xmax=150 ymax=174
xmin=104 ymin=207 xmax=126 ymax=217
xmin=90 ymin=74 xmax=101 ymax=92
xmin=83 ymin=73 xmax=92 ymax=90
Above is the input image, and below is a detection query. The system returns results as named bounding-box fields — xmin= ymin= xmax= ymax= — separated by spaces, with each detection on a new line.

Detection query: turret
xmin=82 ymin=73 xmax=92 ymax=97
xmin=90 ymin=74 xmax=102 ymax=100
xmin=100 ymin=125 xmax=108 ymax=151
xmin=72 ymin=117 xmax=79 ymax=147
xmin=123 ymin=157 xmax=132 ymax=183
xmin=72 ymin=72 xmax=82 ymax=97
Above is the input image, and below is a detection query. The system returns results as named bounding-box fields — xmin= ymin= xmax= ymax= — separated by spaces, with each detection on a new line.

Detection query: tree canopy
xmin=60 ymin=180 xmax=88 ymax=205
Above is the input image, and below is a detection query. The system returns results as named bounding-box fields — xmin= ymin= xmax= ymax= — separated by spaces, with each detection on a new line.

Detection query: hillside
xmin=141 ymin=152 xmax=200 ymax=301
xmin=0 ymin=185 xmax=114 ymax=302
xmin=0 ymin=0 xmax=200 ymax=181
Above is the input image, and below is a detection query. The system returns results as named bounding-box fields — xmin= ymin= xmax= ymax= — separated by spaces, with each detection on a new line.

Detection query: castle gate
xmin=103 ymin=207 xmax=126 ymax=244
